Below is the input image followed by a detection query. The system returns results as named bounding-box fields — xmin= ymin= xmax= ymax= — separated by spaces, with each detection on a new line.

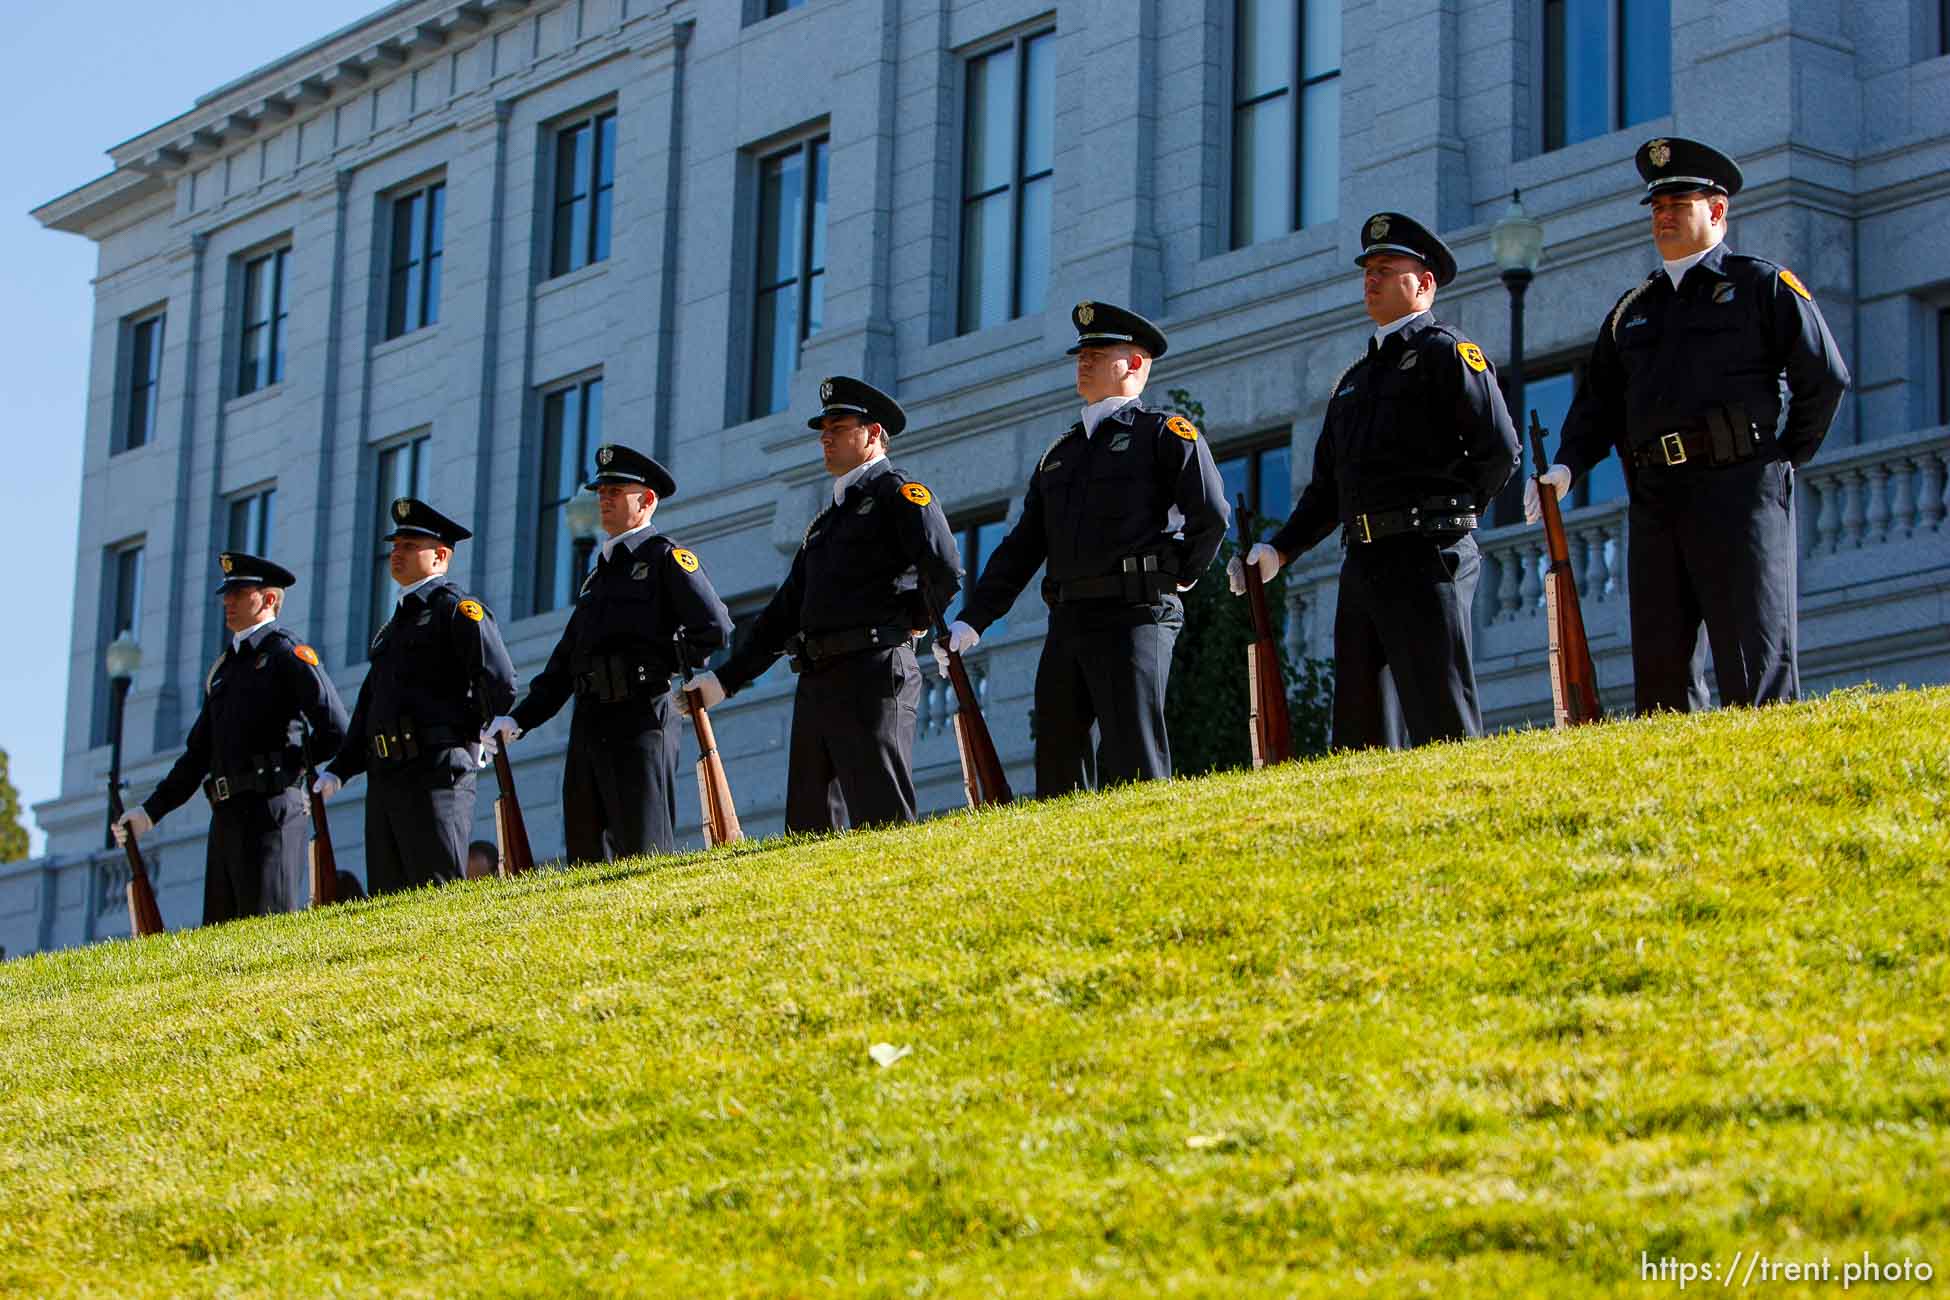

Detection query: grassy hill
xmin=2 ymin=687 xmax=1947 ymax=1297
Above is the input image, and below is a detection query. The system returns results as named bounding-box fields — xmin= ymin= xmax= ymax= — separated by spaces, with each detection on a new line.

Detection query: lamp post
xmin=1491 ymin=189 xmax=1545 ymax=521
xmin=565 ymin=487 xmax=602 ymax=589
xmin=104 ymin=632 xmax=142 ymax=850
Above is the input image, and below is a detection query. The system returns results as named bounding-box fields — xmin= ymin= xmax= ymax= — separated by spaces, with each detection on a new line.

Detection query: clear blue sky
xmin=1 ymin=2 xmax=381 ymax=853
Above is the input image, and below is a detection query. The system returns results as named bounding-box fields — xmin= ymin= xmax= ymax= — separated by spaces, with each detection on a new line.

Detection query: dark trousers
xmin=1033 ymin=597 xmax=1183 ymax=797
xmin=363 ymin=750 xmax=475 ymax=896
xmin=1628 ymin=459 xmax=1798 ymax=712
xmin=561 ymin=694 xmax=680 ymax=862
xmin=785 ymin=646 xmax=922 ymax=833
xmin=1331 ymin=533 xmax=1484 ymax=750
xmin=200 ymin=787 xmax=306 ymax=925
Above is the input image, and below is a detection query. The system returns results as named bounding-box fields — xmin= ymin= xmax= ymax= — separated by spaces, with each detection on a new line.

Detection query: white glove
xmin=933 ymin=620 xmax=980 ymax=673
xmin=312 ymin=772 xmax=342 ymax=800
xmin=1524 ymin=465 xmax=1572 ymax=524
xmin=481 ymin=715 xmax=522 ymax=757
xmin=1225 ymin=543 xmax=1283 ymax=596
xmin=677 ymin=670 xmax=725 ymax=715
xmin=111 ymin=808 xmax=153 ymax=846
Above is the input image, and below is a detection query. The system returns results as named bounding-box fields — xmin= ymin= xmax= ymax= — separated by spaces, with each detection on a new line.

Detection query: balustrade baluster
xmin=1581 ymin=523 xmax=1611 ymax=603
xmin=1864 ymin=464 xmax=1891 ymax=546
xmin=1839 ymin=469 xmax=1866 ymax=550
xmin=1920 ymin=451 xmax=1947 ymax=533
xmin=1888 ymin=457 xmax=1918 ymax=540
xmin=1517 ymin=541 xmax=1544 ymax=617
xmin=1813 ymin=472 xmax=1841 ymax=554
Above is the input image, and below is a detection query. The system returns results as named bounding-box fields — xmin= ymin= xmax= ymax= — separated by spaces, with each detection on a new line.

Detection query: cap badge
xmin=1076 ymin=302 xmax=1095 ymax=327
xmin=821 ymin=379 xmax=835 ymax=403
xmin=1368 ymin=215 xmax=1390 ymax=241
xmin=393 ymin=499 xmax=410 ymax=522
xmin=220 ymin=554 xmax=234 ymax=574
xmin=1647 ymin=139 xmax=1671 ymax=168
xmin=597 ymin=446 xmax=614 ymax=466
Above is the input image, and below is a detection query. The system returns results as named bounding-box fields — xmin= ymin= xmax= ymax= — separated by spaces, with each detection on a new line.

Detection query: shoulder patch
xmin=293 ymin=644 xmax=321 ymax=667
xmin=1779 ymin=268 xmax=1813 ymax=302
xmin=1166 ymin=415 xmax=1200 ymax=442
xmin=1456 ymin=342 xmax=1488 ymax=374
xmin=899 ymin=482 xmax=933 ymax=507
xmin=672 ymin=547 xmax=701 ymax=573
xmin=457 ymin=599 xmax=486 ymax=623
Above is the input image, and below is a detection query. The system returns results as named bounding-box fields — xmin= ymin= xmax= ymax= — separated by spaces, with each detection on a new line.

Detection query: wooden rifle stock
xmin=1236 ymin=494 xmax=1293 ymax=767
xmin=488 ymin=724 xmax=537 ymax=877
xmin=1529 ymin=411 xmax=1602 ymax=726
xmin=108 ymin=786 xmax=165 ymax=938
xmin=929 ymin=601 xmax=1012 ymax=808
xmin=300 ymin=724 xmax=338 ymax=906
xmin=678 ymin=633 xmax=743 ymax=847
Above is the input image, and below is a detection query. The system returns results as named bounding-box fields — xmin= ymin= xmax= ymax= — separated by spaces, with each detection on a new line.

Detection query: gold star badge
xmin=1457 ymin=342 xmax=1488 ymax=373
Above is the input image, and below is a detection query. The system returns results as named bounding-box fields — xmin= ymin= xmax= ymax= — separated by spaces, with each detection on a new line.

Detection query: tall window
xmin=1938 ymin=308 xmax=1949 ymax=425
xmin=369 ymin=433 xmax=431 ymax=648
xmin=238 ymin=248 xmax=290 ymax=396
xmin=959 ymin=28 xmax=1054 ymax=334
xmin=762 ymin=0 xmax=808 ymax=15
xmin=227 ymin=486 xmax=277 ymax=555
xmin=551 ymin=111 xmax=617 ymax=278
xmin=1542 ymin=0 xmax=1671 ymax=152
xmin=121 ymin=313 xmax=165 ymax=453
xmin=95 ymin=543 xmax=144 ymax=743
xmin=1215 ymin=438 xmax=1294 ymax=528
xmin=1231 ymin=0 xmax=1341 ymax=248
xmin=949 ymin=509 xmax=1012 ymax=639
xmin=387 ymin=182 xmax=445 ymax=339
xmin=751 ymin=136 xmax=829 ymax=419
xmin=534 ymin=376 xmax=604 ymax=614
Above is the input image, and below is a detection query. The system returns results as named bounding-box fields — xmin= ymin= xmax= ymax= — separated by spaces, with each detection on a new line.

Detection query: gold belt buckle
xmin=213 ymin=777 xmax=231 ymax=800
xmin=1661 ymin=432 xmax=1688 ymax=466
xmin=1354 ymin=514 xmax=1372 ymax=543
xmin=374 ymin=734 xmax=391 ymax=758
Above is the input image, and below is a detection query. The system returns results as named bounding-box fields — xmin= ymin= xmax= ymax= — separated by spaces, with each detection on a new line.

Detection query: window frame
xmin=119 ymin=311 xmax=166 ymax=454
xmin=748 ymin=132 xmax=830 ymax=420
xmin=237 ymin=246 xmax=291 ymax=397
xmin=532 ymin=373 xmax=605 ymax=616
xmin=225 ymin=484 xmax=278 ymax=556
xmin=1937 ymin=306 xmax=1950 ymax=426
xmin=385 ymin=180 xmax=446 ymax=340
xmin=94 ymin=540 xmax=145 ymax=745
xmin=1227 ymin=0 xmax=1342 ymax=250
xmin=367 ymin=431 xmax=432 ymax=652
xmin=1212 ymin=432 xmax=1295 ymax=525
xmin=956 ymin=24 xmax=1057 ymax=336
xmin=548 ymin=109 xmax=618 ymax=280
xmin=946 ymin=505 xmax=1013 ymax=632
xmin=1539 ymin=0 xmax=1672 ymax=154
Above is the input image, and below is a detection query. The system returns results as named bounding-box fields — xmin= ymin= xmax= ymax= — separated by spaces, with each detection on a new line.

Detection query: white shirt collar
xmin=1372 ymin=310 xmax=1428 ymax=346
xmin=1662 ymin=233 xmax=1725 ymax=289
xmin=599 ymin=518 xmax=658 ymax=563
xmin=231 ymin=615 xmax=278 ymax=652
xmin=395 ymin=572 xmax=444 ymax=605
xmin=832 ymin=451 xmax=890 ymax=506
xmin=1081 ymin=393 xmax=1141 ymax=438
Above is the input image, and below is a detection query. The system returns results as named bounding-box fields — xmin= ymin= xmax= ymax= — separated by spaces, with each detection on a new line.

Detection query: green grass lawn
xmin=3 ymin=687 xmax=1947 ymax=1297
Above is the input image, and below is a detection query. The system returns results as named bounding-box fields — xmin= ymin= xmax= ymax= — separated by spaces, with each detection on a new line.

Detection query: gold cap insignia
xmin=219 ymin=554 xmax=234 ymax=574
xmin=1647 ymin=139 xmax=1671 ymax=168
xmin=597 ymin=446 xmax=613 ymax=466
xmin=393 ymin=499 xmax=410 ymax=521
xmin=820 ymin=379 xmax=835 ymax=403
xmin=1368 ymin=215 xmax=1391 ymax=241
xmin=1076 ymin=302 xmax=1095 ymax=327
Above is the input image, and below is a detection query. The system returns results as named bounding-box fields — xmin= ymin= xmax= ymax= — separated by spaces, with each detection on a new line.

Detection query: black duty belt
xmin=787 ymin=623 xmax=914 ymax=673
xmin=1344 ymin=498 xmax=1477 ymax=545
xmin=1051 ymin=554 xmax=1181 ymax=605
xmin=574 ymin=654 xmax=668 ymax=705
xmin=205 ymin=755 xmax=299 ymax=802
xmin=368 ymin=719 xmax=468 ymax=765
xmin=1630 ymin=403 xmax=1763 ymax=470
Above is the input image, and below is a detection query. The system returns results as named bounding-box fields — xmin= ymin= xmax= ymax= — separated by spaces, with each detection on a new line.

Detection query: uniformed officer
xmin=1230 ymin=214 xmax=1520 ymax=749
xmin=112 ymin=552 xmax=349 ymax=924
xmin=941 ymin=303 xmax=1229 ymax=794
xmin=683 ymin=378 xmax=961 ymax=832
xmin=1529 ymin=138 xmax=1850 ymax=712
xmin=483 ymin=444 xmax=732 ymax=860
xmin=314 ymin=499 xmax=516 ymax=894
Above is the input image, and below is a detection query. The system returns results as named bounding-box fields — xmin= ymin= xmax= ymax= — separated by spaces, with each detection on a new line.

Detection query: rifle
xmin=677 ymin=632 xmax=743 ymax=847
xmin=1235 ymin=493 xmax=1293 ymax=767
xmin=483 ymin=691 xmax=536 ymax=877
xmin=299 ymin=718 xmax=338 ymax=906
xmin=927 ymin=596 xmax=1013 ymax=807
xmin=107 ymin=783 xmax=165 ymax=939
xmin=1529 ymin=410 xmax=1602 ymax=726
